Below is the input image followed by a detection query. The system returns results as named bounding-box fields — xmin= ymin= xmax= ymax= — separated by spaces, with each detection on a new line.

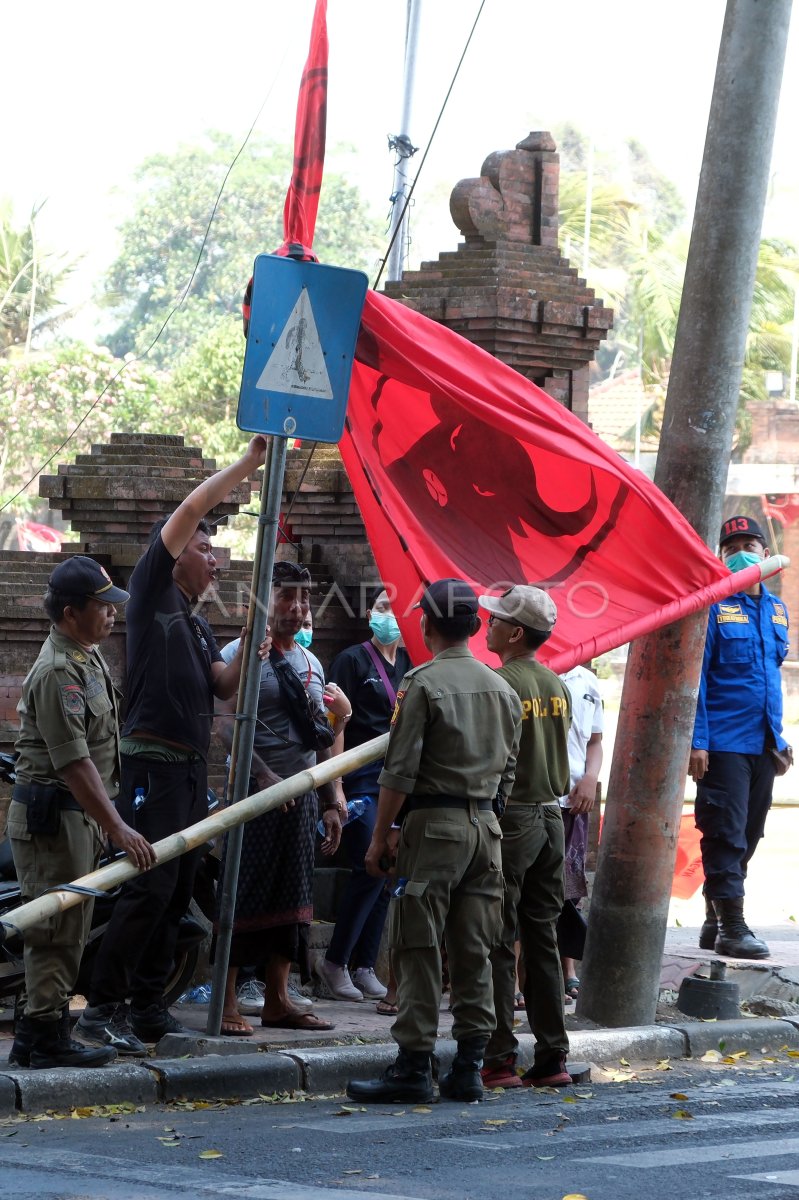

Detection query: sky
xmin=4 ymin=0 xmax=798 ymax=339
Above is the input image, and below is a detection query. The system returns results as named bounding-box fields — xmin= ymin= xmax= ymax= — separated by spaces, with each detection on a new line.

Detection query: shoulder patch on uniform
xmin=69 ymin=649 xmax=88 ymax=663
xmin=390 ymin=689 xmax=407 ymax=726
xmin=60 ymin=684 xmax=85 ymax=716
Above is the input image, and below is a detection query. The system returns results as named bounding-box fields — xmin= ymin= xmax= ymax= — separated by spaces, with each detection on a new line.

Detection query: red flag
xmin=279 ymin=0 xmax=328 ymax=259
xmin=340 ymin=290 xmax=777 ymax=672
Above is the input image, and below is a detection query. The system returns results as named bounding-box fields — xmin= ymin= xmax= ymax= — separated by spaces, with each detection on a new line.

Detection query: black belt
xmin=12 ymin=783 xmax=83 ymax=812
xmin=405 ymin=795 xmax=493 ymax=813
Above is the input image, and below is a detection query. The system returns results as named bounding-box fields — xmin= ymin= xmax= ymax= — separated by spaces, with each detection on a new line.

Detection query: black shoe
xmin=28 ymin=1017 xmax=117 ymax=1069
xmin=76 ymin=1003 xmax=148 ymax=1056
xmin=346 ymin=1049 xmax=434 ymax=1104
xmin=130 ymin=1001 xmax=189 ymax=1043
xmin=699 ymin=895 xmax=718 ymax=950
xmin=439 ymin=1038 xmax=486 ymax=1102
xmin=713 ymin=898 xmax=769 ymax=959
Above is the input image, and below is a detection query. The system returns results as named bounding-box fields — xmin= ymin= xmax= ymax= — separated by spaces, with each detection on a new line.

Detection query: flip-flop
xmin=376 ymin=999 xmax=398 ymax=1016
xmin=564 ymin=977 xmax=580 ymax=1001
xmin=514 ymin=991 xmax=526 ymax=1011
xmin=221 ymin=1012 xmax=254 ymax=1036
xmin=261 ymin=1011 xmax=335 ymax=1031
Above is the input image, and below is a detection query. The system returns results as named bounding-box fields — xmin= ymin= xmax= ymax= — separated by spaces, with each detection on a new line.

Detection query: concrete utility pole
xmin=578 ymin=0 xmax=793 ymax=1028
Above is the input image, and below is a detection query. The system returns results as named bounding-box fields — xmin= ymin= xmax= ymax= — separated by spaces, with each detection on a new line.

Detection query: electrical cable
xmin=373 ymin=0 xmax=487 ymax=290
xmin=1 ymin=65 xmax=288 ymax=514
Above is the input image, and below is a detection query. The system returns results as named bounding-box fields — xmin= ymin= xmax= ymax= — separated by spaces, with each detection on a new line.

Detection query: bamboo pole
xmin=0 ymin=734 xmax=389 ymax=943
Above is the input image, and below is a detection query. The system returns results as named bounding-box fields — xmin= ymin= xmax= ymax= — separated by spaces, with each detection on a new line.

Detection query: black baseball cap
xmin=48 ymin=557 xmax=130 ymax=603
xmin=414 ymin=578 xmax=479 ymax=618
xmin=719 ymin=515 xmax=767 ymax=548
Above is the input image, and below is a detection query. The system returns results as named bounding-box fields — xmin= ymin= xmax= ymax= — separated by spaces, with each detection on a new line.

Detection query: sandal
xmin=564 ymin=977 xmax=580 ymax=1001
xmin=221 ymin=1011 xmax=254 ymax=1036
xmin=514 ymin=991 xmax=526 ymax=1011
xmin=376 ymin=998 xmax=399 ymax=1016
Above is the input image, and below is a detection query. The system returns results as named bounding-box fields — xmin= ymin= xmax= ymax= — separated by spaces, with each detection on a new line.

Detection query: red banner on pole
xmin=279 ymin=0 xmax=328 ymax=259
xmin=341 ymin=290 xmax=776 ymax=671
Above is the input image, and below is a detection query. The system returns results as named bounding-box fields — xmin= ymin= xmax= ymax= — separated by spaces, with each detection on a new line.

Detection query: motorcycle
xmin=0 ymin=752 xmax=219 ymax=1008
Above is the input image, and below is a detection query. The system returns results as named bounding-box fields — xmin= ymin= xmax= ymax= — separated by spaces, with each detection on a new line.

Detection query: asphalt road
xmin=3 ymin=1057 xmax=799 ymax=1199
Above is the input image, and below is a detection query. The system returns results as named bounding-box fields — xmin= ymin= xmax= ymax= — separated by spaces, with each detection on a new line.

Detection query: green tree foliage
xmin=0 ymin=342 xmax=161 ymax=509
xmin=160 ymin=316 xmax=250 ymax=461
xmin=103 ymin=133 xmax=384 ymax=367
xmin=1 ymin=201 xmax=76 ymax=355
xmin=557 ymin=128 xmax=799 ymax=440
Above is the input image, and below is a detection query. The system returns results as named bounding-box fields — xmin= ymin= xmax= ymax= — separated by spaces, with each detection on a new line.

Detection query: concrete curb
xmin=4 ymin=1019 xmax=799 ymax=1114
xmin=674 ymin=1018 xmax=799 ymax=1056
xmin=0 ymin=1062 xmax=157 ymax=1113
xmin=145 ymin=1052 xmax=300 ymax=1101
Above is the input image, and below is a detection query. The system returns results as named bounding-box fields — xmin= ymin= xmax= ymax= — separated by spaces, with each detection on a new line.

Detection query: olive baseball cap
xmin=479 ymin=585 xmax=557 ymax=633
xmin=48 ymin=557 xmax=130 ymax=603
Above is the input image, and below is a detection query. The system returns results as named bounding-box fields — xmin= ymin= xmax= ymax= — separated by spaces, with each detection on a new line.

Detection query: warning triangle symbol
xmin=256 ymin=288 xmax=333 ymax=400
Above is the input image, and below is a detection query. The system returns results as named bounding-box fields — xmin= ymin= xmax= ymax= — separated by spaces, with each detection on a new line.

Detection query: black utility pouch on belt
xmin=13 ymin=777 xmax=62 ymax=835
xmin=21 ymin=783 xmax=63 ymax=836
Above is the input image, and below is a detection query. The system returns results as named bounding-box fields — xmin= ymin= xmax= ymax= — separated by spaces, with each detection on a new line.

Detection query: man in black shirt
xmin=77 ymin=436 xmax=267 ymax=1050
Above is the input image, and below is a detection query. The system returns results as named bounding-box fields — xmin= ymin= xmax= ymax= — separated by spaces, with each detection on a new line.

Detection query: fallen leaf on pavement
xmin=669 ymin=1093 xmax=689 ymax=1101
xmin=655 ymin=1060 xmax=672 ymax=1071
xmin=701 ymin=1050 xmax=722 ymax=1062
xmin=412 ymin=1106 xmax=432 ymax=1114
xmin=343 ymin=1169 xmax=362 ymax=1175
xmin=619 ymin=1058 xmax=630 ymax=1066
xmin=483 ymin=1119 xmax=508 ymax=1126
xmin=198 ymin=1149 xmax=223 ymax=1160
xmin=672 ymin=1110 xmax=694 ymax=1120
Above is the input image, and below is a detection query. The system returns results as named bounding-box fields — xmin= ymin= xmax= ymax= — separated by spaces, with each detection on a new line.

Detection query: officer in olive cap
xmin=346 ymin=578 xmax=522 ymax=1104
xmin=7 ymin=557 xmax=156 ymax=1069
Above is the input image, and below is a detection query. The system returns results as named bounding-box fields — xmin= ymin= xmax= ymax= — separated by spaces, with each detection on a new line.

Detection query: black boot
xmin=9 ymin=1005 xmax=71 ymax=1068
xmin=439 ymin=1037 xmax=486 ymax=1102
xmin=8 ymin=1014 xmax=34 ymax=1068
xmin=699 ymin=896 xmax=718 ymax=950
xmin=713 ymin=898 xmax=769 ymax=960
xmin=29 ymin=1016 xmax=117 ymax=1069
xmin=346 ymin=1048 xmax=433 ymax=1104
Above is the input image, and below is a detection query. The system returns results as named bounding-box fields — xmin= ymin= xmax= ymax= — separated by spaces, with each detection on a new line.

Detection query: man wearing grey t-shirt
xmin=215 ymin=562 xmax=347 ymax=1032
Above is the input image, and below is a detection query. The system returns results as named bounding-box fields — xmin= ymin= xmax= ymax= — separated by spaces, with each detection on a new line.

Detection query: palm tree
xmin=0 ymin=201 xmax=76 ymax=355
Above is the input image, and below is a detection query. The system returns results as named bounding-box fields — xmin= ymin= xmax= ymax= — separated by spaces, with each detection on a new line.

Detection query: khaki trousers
xmin=485 ymin=803 xmax=569 ymax=1068
xmin=8 ymin=801 xmax=103 ymax=1020
xmin=390 ymin=805 xmax=503 ymax=1054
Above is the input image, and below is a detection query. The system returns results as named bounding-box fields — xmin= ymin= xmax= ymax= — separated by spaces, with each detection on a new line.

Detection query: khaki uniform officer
xmin=7 ymin=558 xmax=155 ymax=1070
xmin=347 ymin=578 xmax=522 ymax=1105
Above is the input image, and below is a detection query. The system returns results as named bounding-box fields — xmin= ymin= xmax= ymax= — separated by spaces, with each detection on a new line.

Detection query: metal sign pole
xmin=207 ymin=435 xmax=288 ymax=1035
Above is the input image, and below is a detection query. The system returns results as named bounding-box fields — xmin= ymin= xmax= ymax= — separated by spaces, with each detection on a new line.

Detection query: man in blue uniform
xmin=689 ymin=515 xmax=790 ymax=959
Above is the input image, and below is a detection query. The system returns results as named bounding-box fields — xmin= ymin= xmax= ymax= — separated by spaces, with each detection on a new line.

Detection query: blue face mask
xmin=294 ymin=628 xmax=313 ymax=648
xmin=369 ymin=613 xmax=401 ymax=645
xmin=725 ymin=550 xmax=762 ymax=574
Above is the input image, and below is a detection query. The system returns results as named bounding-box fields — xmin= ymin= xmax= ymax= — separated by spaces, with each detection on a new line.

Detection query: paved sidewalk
xmin=2 ymin=925 xmax=799 ymax=1116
